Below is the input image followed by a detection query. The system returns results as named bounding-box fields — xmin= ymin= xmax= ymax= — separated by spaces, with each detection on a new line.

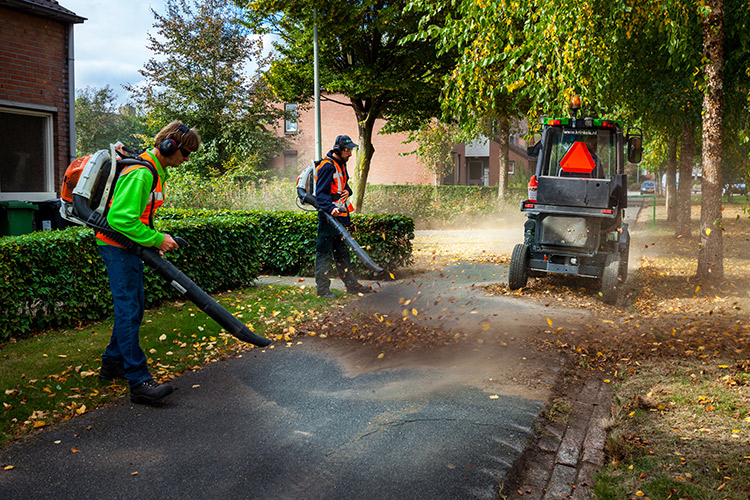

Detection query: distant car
xmin=723 ymin=183 xmax=746 ymax=196
xmin=640 ymin=180 xmax=656 ymax=195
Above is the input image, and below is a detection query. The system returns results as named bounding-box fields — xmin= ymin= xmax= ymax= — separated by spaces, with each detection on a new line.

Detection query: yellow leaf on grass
xmin=635 ymin=491 xmax=645 ymax=497
xmin=33 ymin=421 xmax=46 ymax=428
xmin=75 ymin=405 xmax=87 ymax=415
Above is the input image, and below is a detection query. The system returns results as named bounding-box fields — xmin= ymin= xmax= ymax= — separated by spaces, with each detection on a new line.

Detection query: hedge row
xmin=363 ymin=184 xmax=526 ymax=228
xmin=0 ymin=210 xmax=413 ymax=340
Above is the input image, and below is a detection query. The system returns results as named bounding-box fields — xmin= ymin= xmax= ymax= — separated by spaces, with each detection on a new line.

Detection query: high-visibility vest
xmin=96 ymin=154 xmax=164 ymax=247
xmin=316 ymin=157 xmax=354 ymax=216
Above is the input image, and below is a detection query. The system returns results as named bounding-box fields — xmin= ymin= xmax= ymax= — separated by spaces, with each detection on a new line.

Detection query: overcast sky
xmin=62 ymin=0 xmax=158 ymax=103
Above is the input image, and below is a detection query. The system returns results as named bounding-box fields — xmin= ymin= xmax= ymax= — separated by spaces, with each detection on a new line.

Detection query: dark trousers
xmin=315 ymin=218 xmax=359 ymax=293
xmin=98 ymin=245 xmax=152 ymax=388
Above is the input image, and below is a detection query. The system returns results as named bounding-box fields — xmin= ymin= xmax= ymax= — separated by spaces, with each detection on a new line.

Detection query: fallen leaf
xmin=71 ymin=448 xmax=80 ymax=453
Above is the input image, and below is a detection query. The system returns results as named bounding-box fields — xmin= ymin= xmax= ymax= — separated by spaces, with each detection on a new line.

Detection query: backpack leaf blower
xmin=61 ymin=144 xmax=271 ymax=347
xmin=296 ymin=179 xmax=384 ymax=274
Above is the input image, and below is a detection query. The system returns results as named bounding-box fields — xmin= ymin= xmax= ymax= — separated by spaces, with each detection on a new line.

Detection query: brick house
xmin=0 ymin=0 xmax=84 ymax=202
xmin=269 ymin=94 xmax=534 ymax=187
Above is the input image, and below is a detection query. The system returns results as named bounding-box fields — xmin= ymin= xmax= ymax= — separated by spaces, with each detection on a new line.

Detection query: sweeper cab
xmin=509 ymin=96 xmax=643 ymax=304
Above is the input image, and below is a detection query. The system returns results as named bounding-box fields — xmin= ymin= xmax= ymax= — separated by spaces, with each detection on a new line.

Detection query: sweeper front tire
xmin=509 ymin=243 xmax=530 ymax=290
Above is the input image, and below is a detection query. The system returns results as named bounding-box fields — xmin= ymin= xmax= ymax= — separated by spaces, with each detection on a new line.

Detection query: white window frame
xmin=284 ymin=103 xmax=298 ymax=134
xmin=0 ymin=105 xmax=55 ymax=202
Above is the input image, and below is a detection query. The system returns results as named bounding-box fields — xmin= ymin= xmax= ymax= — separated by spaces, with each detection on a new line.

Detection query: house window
xmin=508 ymin=160 xmax=515 ymax=175
xmin=284 ymin=103 xmax=298 ymax=134
xmin=0 ymin=107 xmax=54 ymax=201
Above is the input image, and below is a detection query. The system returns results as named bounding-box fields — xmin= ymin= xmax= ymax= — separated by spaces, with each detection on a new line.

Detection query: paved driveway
xmin=1 ymin=217 xmax=619 ymax=500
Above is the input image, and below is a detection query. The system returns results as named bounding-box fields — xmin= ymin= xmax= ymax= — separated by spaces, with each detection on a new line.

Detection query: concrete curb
xmin=504 ymin=377 xmax=612 ymax=499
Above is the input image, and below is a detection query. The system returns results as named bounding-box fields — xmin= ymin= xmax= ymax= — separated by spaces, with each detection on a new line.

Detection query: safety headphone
xmin=332 ymin=135 xmax=346 ymax=152
xmin=159 ymin=124 xmax=190 ymax=156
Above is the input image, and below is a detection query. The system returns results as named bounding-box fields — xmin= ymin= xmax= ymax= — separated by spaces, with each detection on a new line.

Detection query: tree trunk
xmin=496 ymin=115 xmax=509 ymax=200
xmin=696 ymin=0 xmax=724 ymax=282
xmin=665 ymin=135 xmax=678 ymax=222
xmin=675 ymin=121 xmax=694 ymax=237
xmin=351 ymin=104 xmax=378 ymax=213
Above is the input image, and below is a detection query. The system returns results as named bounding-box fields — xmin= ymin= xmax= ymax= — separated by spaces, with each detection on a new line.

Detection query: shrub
xmin=158 ymin=208 xmax=414 ymax=277
xmin=362 ymin=184 xmax=525 ymax=228
xmin=0 ymin=210 xmax=413 ymax=340
xmin=0 ymin=216 xmax=261 ymax=339
xmin=164 ymin=175 xmax=523 ymax=229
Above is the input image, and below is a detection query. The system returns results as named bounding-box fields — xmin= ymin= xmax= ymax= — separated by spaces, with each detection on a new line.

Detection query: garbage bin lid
xmin=0 ymin=200 xmax=39 ymax=210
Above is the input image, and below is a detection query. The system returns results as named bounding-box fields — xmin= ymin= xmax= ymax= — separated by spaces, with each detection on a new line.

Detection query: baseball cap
xmin=335 ymin=135 xmax=358 ymax=150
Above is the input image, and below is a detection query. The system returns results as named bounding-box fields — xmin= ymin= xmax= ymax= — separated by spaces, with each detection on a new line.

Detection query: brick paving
xmin=504 ymin=377 xmax=612 ymax=500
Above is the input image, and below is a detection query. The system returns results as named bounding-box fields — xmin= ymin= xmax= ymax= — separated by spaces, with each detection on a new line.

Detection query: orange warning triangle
xmin=560 ymin=142 xmax=596 ymax=173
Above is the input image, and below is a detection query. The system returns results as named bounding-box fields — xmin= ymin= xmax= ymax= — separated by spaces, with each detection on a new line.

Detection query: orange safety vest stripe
xmin=316 ymin=158 xmax=354 ymax=215
xmin=96 ymin=155 xmax=163 ymax=247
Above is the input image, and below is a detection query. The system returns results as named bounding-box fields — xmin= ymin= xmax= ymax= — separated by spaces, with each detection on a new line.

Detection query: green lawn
xmin=0 ymin=284 xmax=337 ymax=446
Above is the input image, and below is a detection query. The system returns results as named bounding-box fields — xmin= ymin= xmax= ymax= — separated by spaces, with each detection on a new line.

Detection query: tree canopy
xmin=75 ymin=86 xmax=145 ymax=157
xmin=409 ymin=0 xmax=750 ymax=282
xmin=128 ymin=0 xmax=285 ymax=177
xmin=240 ymin=0 xmax=456 ymax=210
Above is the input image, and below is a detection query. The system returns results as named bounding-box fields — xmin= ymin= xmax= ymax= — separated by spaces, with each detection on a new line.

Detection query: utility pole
xmin=313 ymin=8 xmax=322 ymax=161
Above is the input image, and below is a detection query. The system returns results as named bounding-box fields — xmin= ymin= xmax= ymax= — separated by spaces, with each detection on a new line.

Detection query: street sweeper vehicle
xmin=509 ymin=96 xmax=643 ymax=304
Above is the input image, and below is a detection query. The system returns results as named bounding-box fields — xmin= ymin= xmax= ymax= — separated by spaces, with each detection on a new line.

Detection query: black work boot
xmin=98 ymin=360 xmax=126 ymax=382
xmin=130 ymin=380 xmax=174 ymax=405
xmin=317 ymin=290 xmax=338 ymax=299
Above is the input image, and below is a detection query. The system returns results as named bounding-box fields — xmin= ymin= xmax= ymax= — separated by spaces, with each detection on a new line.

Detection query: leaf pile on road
xmin=293 ymin=303 xmax=471 ymax=352
xmin=491 ymin=204 xmax=750 ymax=499
xmin=483 ymin=209 xmax=750 ymax=373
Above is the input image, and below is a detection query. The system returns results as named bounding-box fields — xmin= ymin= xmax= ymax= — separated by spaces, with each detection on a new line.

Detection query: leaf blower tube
xmin=297 ymin=188 xmax=384 ymax=274
xmin=72 ymin=194 xmax=271 ymax=347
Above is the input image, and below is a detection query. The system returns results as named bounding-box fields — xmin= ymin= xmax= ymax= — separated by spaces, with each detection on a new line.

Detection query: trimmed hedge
xmin=0 ymin=210 xmax=413 ymax=339
xmin=157 ymin=208 xmax=414 ymax=277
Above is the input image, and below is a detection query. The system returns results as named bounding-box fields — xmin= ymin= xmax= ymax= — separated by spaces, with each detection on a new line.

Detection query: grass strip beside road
xmin=0 ymin=284 xmax=337 ymax=447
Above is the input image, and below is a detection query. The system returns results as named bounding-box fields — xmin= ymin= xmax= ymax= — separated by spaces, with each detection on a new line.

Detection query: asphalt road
xmin=0 ymin=201 xmax=644 ymax=500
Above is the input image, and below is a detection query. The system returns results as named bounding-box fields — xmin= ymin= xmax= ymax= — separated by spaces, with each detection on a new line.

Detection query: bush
xmin=158 ymin=208 xmax=414 ymax=277
xmin=359 ymin=184 xmax=524 ymax=229
xmin=0 ymin=210 xmax=413 ymax=340
xmin=164 ymin=175 xmax=523 ymax=229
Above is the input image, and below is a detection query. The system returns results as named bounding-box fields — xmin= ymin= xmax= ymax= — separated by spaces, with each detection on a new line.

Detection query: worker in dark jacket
xmin=314 ymin=135 xmax=374 ymax=298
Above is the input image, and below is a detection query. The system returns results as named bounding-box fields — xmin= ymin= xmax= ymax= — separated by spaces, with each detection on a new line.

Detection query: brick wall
xmin=270 ymin=93 xmax=533 ymax=187
xmin=0 ymin=6 xmax=72 ymax=195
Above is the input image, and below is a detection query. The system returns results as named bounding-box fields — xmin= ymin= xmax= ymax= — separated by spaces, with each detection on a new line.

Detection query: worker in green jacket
xmin=97 ymin=121 xmax=200 ymax=405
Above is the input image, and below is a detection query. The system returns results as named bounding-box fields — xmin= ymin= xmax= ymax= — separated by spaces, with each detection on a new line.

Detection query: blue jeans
xmin=315 ymin=218 xmax=359 ymax=293
xmin=98 ymin=245 xmax=151 ymax=388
